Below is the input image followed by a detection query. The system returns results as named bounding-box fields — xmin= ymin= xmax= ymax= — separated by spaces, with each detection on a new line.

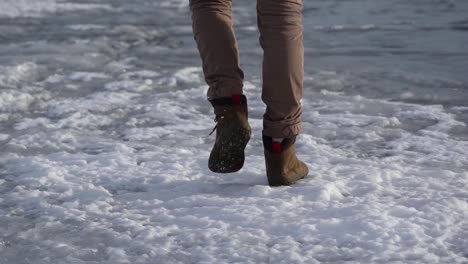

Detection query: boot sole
xmin=208 ymin=124 xmax=251 ymax=173
xmin=268 ymin=173 xmax=308 ymax=187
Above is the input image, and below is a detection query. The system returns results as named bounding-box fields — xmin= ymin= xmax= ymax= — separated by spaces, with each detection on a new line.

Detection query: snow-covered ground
xmin=1 ymin=0 xmax=467 ymax=263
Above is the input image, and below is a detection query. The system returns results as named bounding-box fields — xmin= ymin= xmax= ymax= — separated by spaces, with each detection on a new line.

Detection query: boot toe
xmin=298 ymin=160 xmax=309 ymax=179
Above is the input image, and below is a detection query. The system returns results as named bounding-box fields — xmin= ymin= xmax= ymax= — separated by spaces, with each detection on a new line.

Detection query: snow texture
xmin=0 ymin=0 xmax=467 ymax=263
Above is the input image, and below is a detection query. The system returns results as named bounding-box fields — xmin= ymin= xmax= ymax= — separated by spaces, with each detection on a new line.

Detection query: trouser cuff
xmin=263 ymin=119 xmax=301 ymax=139
xmin=206 ymin=79 xmax=243 ymax=100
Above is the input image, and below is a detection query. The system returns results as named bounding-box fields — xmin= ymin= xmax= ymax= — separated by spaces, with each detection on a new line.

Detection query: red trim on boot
xmin=232 ymin=95 xmax=241 ymax=105
xmin=272 ymin=142 xmax=282 ymax=153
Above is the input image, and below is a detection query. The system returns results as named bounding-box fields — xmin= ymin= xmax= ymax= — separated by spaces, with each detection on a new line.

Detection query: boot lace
xmin=208 ymin=116 xmax=223 ymax=136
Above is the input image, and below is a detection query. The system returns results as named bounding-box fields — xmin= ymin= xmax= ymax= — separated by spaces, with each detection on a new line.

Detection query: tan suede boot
xmin=263 ymin=135 xmax=309 ymax=186
xmin=208 ymin=95 xmax=251 ymax=173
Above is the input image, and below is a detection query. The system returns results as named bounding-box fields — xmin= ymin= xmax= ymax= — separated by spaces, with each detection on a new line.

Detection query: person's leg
xmin=190 ymin=0 xmax=244 ymax=99
xmin=190 ymin=0 xmax=251 ymax=173
xmin=257 ymin=0 xmax=308 ymax=186
xmin=257 ymin=0 xmax=304 ymax=138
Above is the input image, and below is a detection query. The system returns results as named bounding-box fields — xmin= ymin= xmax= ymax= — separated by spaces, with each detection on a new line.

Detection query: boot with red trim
xmin=208 ymin=95 xmax=251 ymax=173
xmin=263 ymin=135 xmax=309 ymax=186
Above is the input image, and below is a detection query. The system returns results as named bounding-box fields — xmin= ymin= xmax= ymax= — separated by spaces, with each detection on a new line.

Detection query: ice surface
xmin=0 ymin=0 xmax=467 ymax=263
xmin=0 ymin=0 xmax=112 ymax=18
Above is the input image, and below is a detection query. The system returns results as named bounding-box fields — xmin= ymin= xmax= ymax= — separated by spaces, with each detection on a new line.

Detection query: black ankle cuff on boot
xmin=209 ymin=95 xmax=247 ymax=107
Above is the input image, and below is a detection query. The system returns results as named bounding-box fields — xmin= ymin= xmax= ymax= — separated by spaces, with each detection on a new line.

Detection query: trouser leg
xmin=257 ymin=0 xmax=304 ymax=138
xmin=190 ymin=0 xmax=244 ymax=99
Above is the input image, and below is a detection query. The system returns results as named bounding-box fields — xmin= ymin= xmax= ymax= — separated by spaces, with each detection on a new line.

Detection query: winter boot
xmin=263 ymin=135 xmax=309 ymax=186
xmin=208 ymin=95 xmax=251 ymax=173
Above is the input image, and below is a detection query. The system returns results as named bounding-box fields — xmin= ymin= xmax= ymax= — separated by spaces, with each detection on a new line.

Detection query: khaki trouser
xmin=190 ymin=0 xmax=304 ymax=138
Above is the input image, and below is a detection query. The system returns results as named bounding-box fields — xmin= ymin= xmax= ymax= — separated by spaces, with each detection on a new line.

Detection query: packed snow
xmin=0 ymin=0 xmax=467 ymax=263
